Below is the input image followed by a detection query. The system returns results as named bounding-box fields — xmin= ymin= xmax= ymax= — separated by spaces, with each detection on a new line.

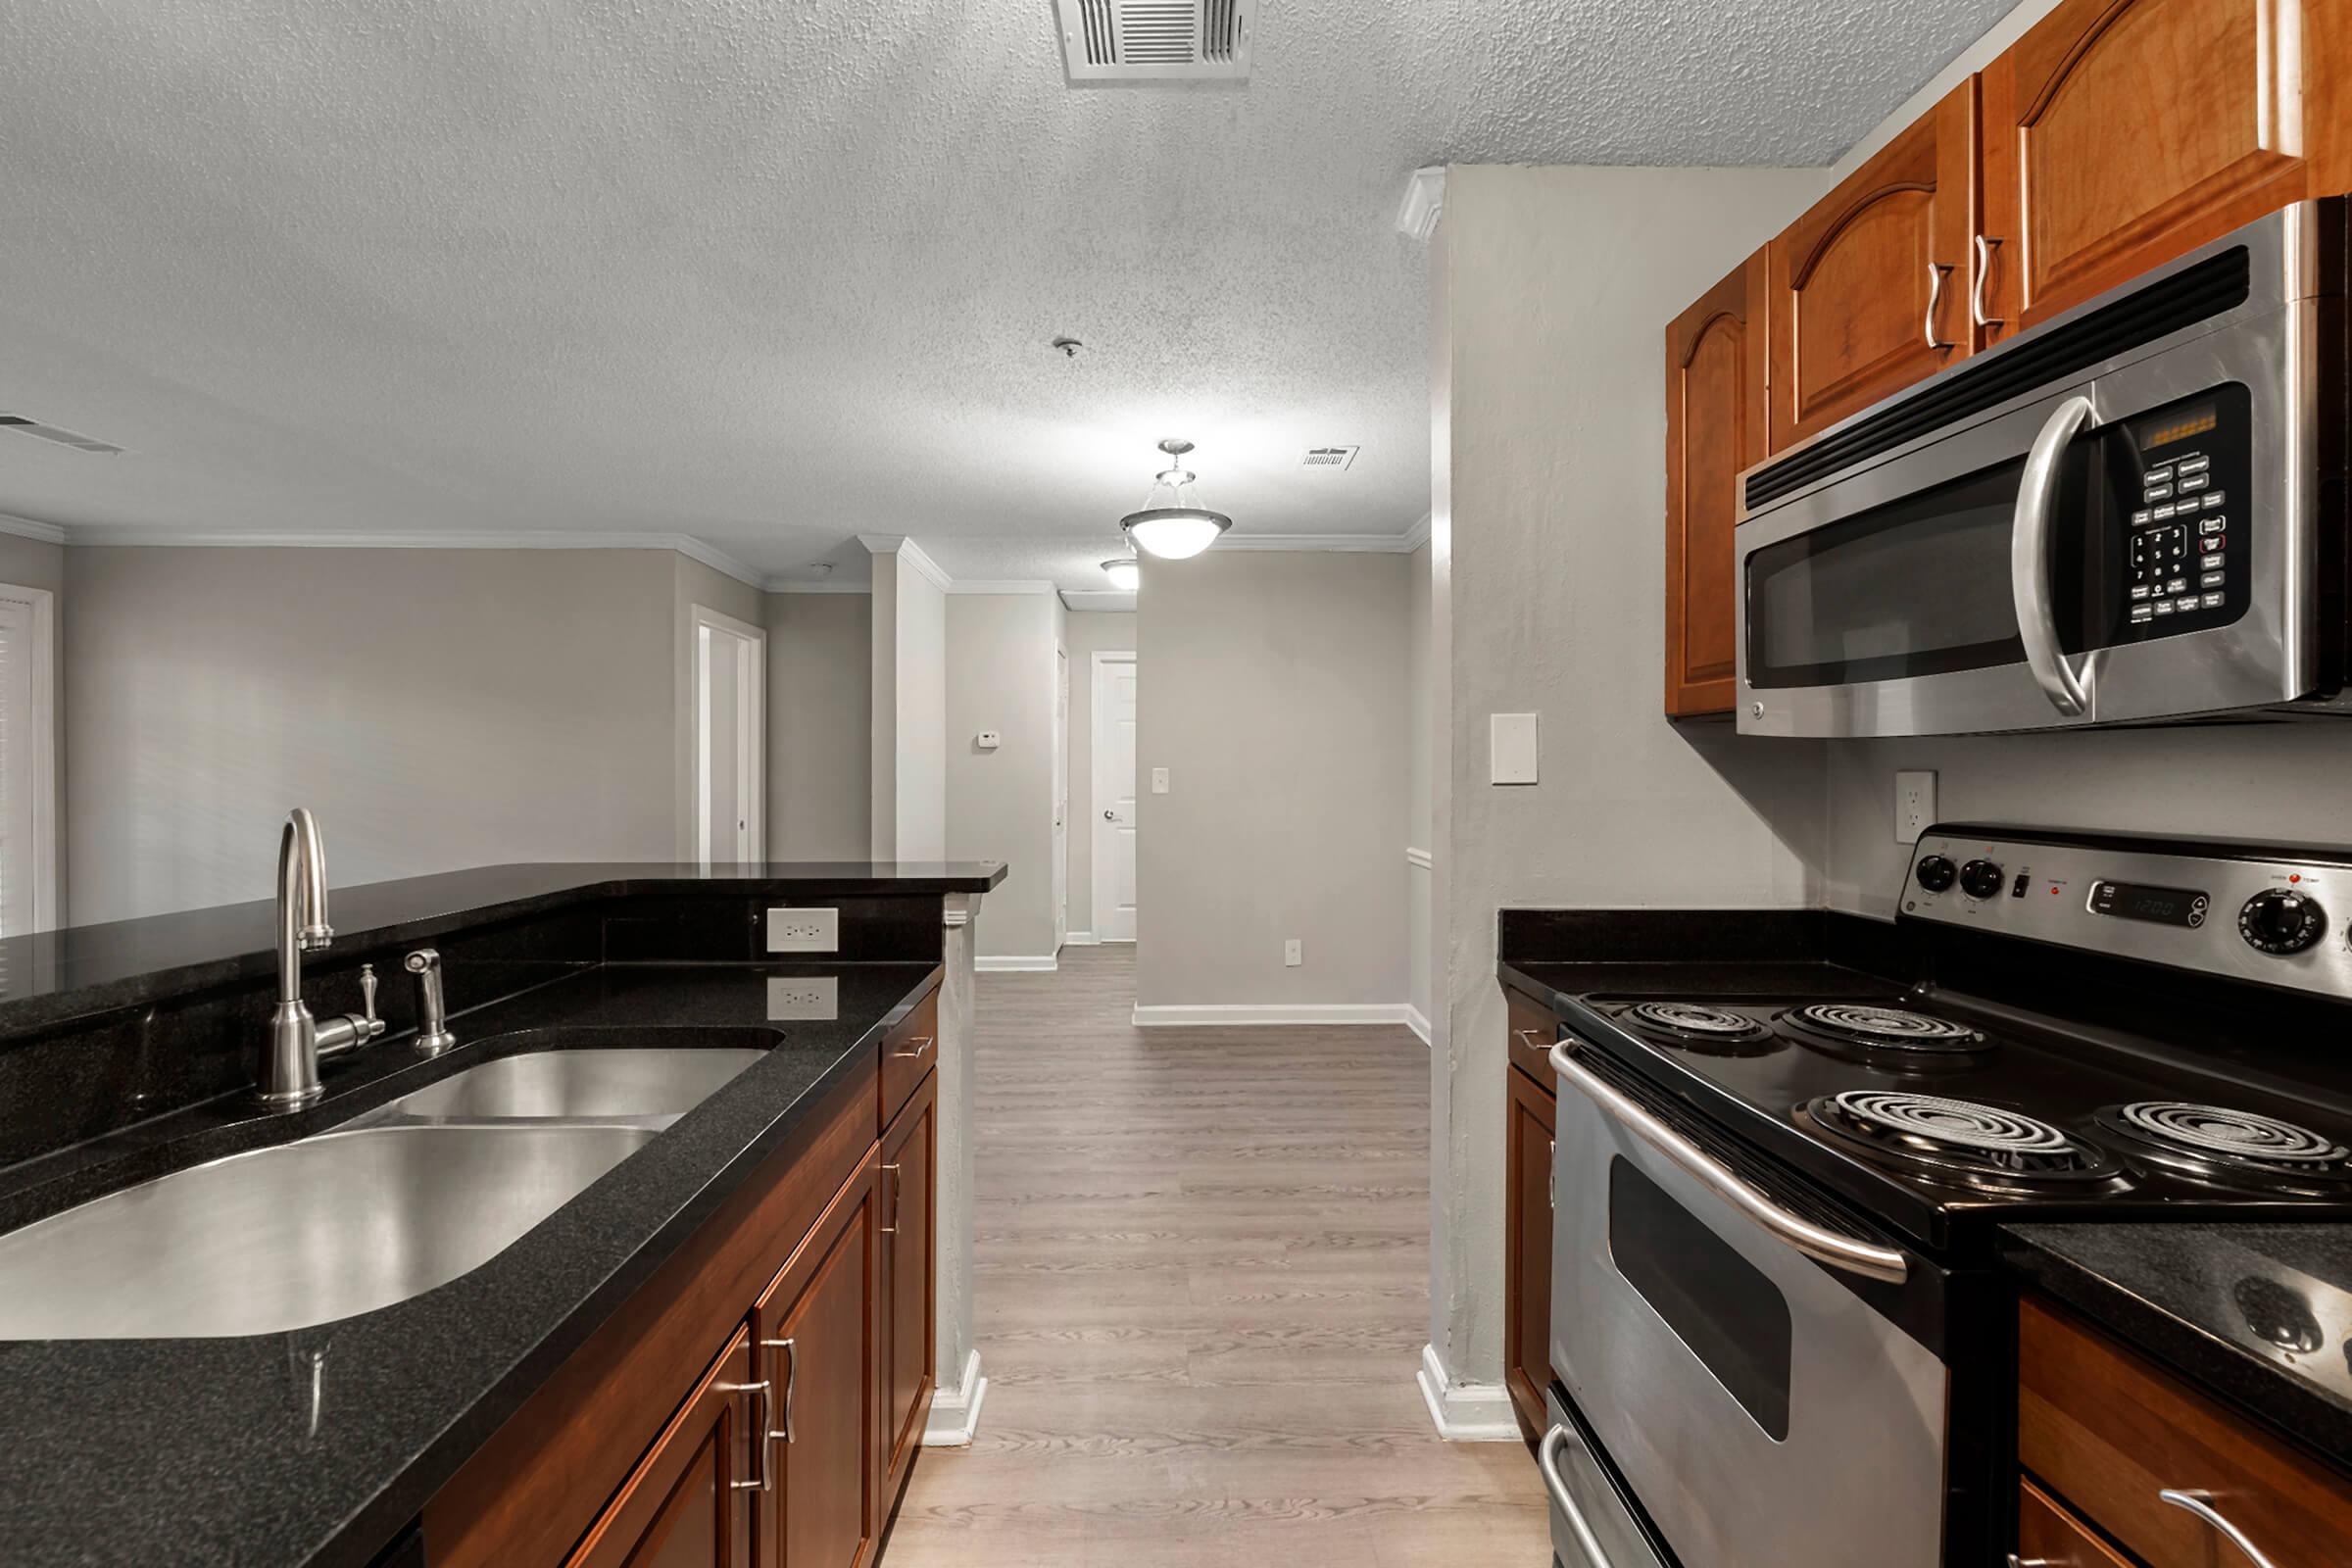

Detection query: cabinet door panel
xmin=757 ymin=1157 xmax=880 ymax=1568
xmin=1665 ymin=250 xmax=1767 ymax=715
xmin=567 ymin=1328 xmax=760 ymax=1568
xmin=1982 ymin=0 xmax=2318 ymax=337
xmin=1502 ymin=1066 xmax=1554 ymax=1442
xmin=880 ymin=1071 xmax=937 ymax=1497
xmin=1767 ymin=84 xmax=1977 ymax=450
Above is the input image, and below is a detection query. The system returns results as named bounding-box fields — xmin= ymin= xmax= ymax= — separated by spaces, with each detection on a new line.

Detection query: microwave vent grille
xmin=1745 ymin=248 xmax=2253 ymax=512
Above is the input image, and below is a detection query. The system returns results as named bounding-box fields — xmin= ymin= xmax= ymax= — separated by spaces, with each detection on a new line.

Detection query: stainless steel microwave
xmin=1736 ymin=199 xmax=2348 ymax=738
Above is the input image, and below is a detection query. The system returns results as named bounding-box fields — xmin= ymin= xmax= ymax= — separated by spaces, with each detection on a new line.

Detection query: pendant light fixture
xmin=1099 ymin=553 xmax=1142 ymax=591
xmin=1119 ymin=438 xmax=1233 ymax=560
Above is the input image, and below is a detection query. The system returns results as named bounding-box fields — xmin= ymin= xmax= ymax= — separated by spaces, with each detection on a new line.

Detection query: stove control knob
xmin=1915 ymin=855 xmax=1957 ymax=893
xmin=1959 ymin=858 xmax=2005 ymax=900
xmin=2239 ymin=889 xmax=2328 ymax=955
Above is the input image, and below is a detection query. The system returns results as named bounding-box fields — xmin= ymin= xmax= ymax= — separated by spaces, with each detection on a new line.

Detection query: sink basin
xmin=0 ymin=1124 xmax=652 ymax=1339
xmin=375 ymin=1047 xmax=768 ymax=1123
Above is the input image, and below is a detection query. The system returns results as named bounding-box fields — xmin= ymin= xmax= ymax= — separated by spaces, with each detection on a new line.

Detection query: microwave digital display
xmin=2137 ymin=406 xmax=2220 ymax=448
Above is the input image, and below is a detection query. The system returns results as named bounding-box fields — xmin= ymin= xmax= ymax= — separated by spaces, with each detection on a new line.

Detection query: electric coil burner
xmin=1613 ymin=1002 xmax=1775 ymax=1054
xmin=1779 ymin=1003 xmax=1990 ymax=1063
xmin=1799 ymin=1089 xmax=2121 ymax=1189
xmin=2096 ymin=1101 xmax=2352 ymax=1194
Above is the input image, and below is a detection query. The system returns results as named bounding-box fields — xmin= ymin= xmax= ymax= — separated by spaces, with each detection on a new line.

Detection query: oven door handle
xmin=2011 ymin=392 xmax=2097 ymax=717
xmin=1539 ymin=1424 xmax=1622 ymax=1568
xmin=1549 ymin=1040 xmax=1909 ymax=1285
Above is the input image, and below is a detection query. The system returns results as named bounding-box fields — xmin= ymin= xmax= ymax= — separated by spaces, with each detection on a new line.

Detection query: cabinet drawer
xmin=1506 ymin=995 xmax=1558 ymax=1085
xmin=881 ymin=985 xmax=939 ymax=1129
xmin=2018 ymin=1478 xmax=2133 ymax=1568
xmin=2019 ymin=1295 xmax=2352 ymax=1568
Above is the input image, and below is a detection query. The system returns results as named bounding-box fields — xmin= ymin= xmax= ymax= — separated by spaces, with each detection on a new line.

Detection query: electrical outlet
xmin=1285 ymin=938 xmax=1302 ymax=967
xmin=766 ymin=975 xmax=839 ymax=1020
xmin=765 ymin=906 xmax=839 ymax=954
xmin=1895 ymin=770 xmax=1937 ymax=844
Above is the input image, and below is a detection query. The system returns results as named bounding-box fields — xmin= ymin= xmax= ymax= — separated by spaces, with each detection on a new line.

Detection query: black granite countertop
xmin=0 ymin=958 xmax=941 ymax=1568
xmin=0 ymin=860 xmax=1004 ymax=1037
xmin=2002 ymin=1221 xmax=2352 ymax=1473
xmin=1495 ymin=906 xmax=1910 ymax=1016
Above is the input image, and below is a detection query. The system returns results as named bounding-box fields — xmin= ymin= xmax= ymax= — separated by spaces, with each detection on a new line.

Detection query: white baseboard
xmin=974 ymin=955 xmax=1058 ymax=972
xmin=1415 ymin=1343 xmax=1519 ymax=1442
xmin=1061 ymin=930 xmax=1099 ymax=946
xmin=1131 ymin=1002 xmax=1417 ymax=1028
xmin=1404 ymin=1004 xmax=1433 ymax=1046
xmin=922 ymin=1349 xmax=989 ymax=1446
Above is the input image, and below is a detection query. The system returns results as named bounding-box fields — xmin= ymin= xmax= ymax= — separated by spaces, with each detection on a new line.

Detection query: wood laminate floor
xmin=884 ymin=945 xmax=1551 ymax=1567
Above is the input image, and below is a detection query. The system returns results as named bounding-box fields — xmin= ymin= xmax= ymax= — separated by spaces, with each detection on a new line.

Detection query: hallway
xmin=883 ymin=945 xmax=1551 ymax=1566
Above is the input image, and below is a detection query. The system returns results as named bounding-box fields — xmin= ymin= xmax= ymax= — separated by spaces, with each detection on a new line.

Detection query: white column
xmin=923 ymin=889 xmax=986 ymax=1443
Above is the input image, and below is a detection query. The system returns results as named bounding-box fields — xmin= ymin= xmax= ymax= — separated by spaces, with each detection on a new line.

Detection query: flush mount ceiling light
xmin=1119 ymin=438 xmax=1233 ymax=561
xmin=1100 ymin=555 xmax=1141 ymax=591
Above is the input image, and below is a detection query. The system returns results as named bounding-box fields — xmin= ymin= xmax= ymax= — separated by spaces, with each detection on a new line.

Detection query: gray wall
xmin=64 ymin=546 xmax=681 ymax=924
xmin=946 ymin=592 xmax=1057 ymax=959
xmin=764 ymin=592 xmax=871 ymax=858
xmin=1426 ymin=166 xmax=1833 ymax=1401
xmin=1135 ymin=550 xmax=1410 ymax=1009
xmin=1060 ymin=609 xmax=1135 ymax=939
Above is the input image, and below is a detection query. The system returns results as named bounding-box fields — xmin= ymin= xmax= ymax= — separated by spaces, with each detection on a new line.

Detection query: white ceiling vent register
xmin=0 ymin=416 xmax=122 ymax=455
xmin=1054 ymin=0 xmax=1251 ymax=81
xmin=1300 ymin=445 xmax=1359 ymax=470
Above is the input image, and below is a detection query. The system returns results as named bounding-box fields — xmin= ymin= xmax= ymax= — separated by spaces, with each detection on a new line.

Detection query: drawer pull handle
xmin=1514 ymin=1028 xmax=1545 ymax=1048
xmin=2158 ymin=1490 xmax=2278 ymax=1568
xmin=1538 ymin=1425 xmax=1622 ymax=1567
xmin=893 ymin=1035 xmax=934 ymax=1060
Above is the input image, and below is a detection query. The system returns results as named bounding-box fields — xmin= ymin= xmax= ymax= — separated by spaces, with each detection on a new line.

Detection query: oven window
xmin=1609 ymin=1157 xmax=1792 ymax=1441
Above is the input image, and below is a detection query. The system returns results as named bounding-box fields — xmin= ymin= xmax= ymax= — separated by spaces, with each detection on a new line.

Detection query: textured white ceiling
xmin=0 ymin=0 xmax=2010 ymax=588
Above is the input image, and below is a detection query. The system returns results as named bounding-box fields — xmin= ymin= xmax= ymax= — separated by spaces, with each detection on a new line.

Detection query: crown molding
xmin=66 ymin=527 xmax=771 ymax=589
xmin=1219 ymin=532 xmax=1425 ymax=554
xmin=1058 ymin=590 xmax=1136 ymax=612
xmin=0 ymin=512 xmax=69 ymax=546
xmin=859 ymin=533 xmax=953 ymax=594
xmin=767 ymin=578 xmax=871 ymax=594
xmin=1400 ymin=511 xmax=1433 ymax=551
xmin=1396 ymin=166 xmax=1446 ymax=241
xmin=946 ymin=579 xmax=1057 ymax=596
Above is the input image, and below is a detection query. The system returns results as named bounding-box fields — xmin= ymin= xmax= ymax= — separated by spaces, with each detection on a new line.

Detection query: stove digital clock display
xmin=2088 ymin=879 xmax=2210 ymax=928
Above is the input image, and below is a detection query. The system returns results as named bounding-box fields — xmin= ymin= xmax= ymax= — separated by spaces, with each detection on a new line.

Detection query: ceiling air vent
xmin=1300 ymin=445 xmax=1359 ymax=470
xmin=1054 ymin=0 xmax=1251 ymax=81
xmin=0 ymin=416 xmax=123 ymax=455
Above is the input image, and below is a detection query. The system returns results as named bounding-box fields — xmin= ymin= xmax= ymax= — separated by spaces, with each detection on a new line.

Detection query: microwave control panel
xmin=2116 ymin=385 xmax=2251 ymax=643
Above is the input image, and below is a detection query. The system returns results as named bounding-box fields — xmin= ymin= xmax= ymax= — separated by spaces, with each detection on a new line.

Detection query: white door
xmin=695 ymin=608 xmax=765 ymax=866
xmin=1091 ymin=651 xmax=1138 ymax=943
xmin=0 ymin=584 xmax=56 ymax=939
xmin=1053 ymin=645 xmax=1069 ymax=950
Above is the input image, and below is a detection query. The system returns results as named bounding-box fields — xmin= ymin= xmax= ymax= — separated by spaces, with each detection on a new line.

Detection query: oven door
xmin=1549 ymin=1041 xmax=1947 ymax=1568
xmin=1736 ymin=307 xmax=2318 ymax=738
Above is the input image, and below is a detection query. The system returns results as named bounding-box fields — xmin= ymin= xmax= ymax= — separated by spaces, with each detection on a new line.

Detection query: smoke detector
xmin=0 ymin=416 xmax=123 ymax=455
xmin=1054 ymin=0 xmax=1251 ymax=81
xmin=1300 ymin=445 xmax=1359 ymax=470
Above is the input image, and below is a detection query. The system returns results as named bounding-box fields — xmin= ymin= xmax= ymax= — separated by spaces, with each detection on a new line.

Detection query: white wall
xmin=1060 ymin=609 xmax=1134 ymax=938
xmin=1135 ymin=550 xmax=1410 ymax=1011
xmin=64 ymin=546 xmax=682 ymax=923
xmin=870 ymin=547 xmax=946 ymax=861
xmin=764 ymin=591 xmax=871 ymax=859
xmin=0 ymin=532 xmax=69 ymax=912
xmin=1426 ymin=165 xmax=1833 ymax=1402
xmin=1406 ymin=539 xmax=1433 ymax=1035
xmin=945 ymin=592 xmax=1057 ymax=960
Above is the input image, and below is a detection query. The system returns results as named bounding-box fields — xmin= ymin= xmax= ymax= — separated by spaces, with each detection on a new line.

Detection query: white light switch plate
xmin=765 ymin=906 xmax=839 ymax=954
xmin=1151 ymin=767 xmax=1170 ymax=794
xmin=1490 ymin=712 xmax=1539 ymax=785
xmin=1284 ymin=938 xmax=1302 ymax=967
xmin=767 ymin=975 xmax=839 ymax=1020
xmin=1895 ymin=770 xmax=1937 ymax=844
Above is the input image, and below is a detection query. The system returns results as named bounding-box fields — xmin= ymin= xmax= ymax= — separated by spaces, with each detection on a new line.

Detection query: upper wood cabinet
xmin=1980 ymin=0 xmax=2337 ymax=339
xmin=1766 ymin=83 xmax=1980 ymax=451
xmin=1664 ymin=250 xmax=1768 ymax=716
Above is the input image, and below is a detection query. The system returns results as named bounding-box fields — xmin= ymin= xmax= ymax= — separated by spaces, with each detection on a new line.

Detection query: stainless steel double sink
xmin=0 ymin=1038 xmax=769 ymax=1340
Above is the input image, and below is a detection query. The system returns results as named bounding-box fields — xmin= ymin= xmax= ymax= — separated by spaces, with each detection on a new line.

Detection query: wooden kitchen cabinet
xmin=878 ymin=1069 xmax=937 ymax=1509
xmin=566 ymin=1326 xmax=763 ymax=1568
xmin=756 ymin=1151 xmax=883 ymax=1568
xmin=1980 ymin=0 xmax=2336 ymax=340
xmin=1765 ymin=83 xmax=1979 ymax=451
xmin=1502 ymin=1016 xmax=1556 ymax=1443
xmin=1664 ymin=250 xmax=1769 ymax=716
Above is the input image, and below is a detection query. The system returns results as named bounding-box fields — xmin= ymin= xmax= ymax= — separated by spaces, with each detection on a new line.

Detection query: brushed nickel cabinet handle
xmin=760 ymin=1337 xmax=798 ymax=1444
xmin=719 ymin=1378 xmax=773 ymax=1491
xmin=880 ymin=1162 xmax=902 ymax=1234
xmin=1926 ymin=262 xmax=1956 ymax=350
xmin=892 ymin=1035 xmax=934 ymax=1059
xmin=1972 ymin=234 xmax=2005 ymax=328
xmin=2158 ymin=1490 xmax=2278 ymax=1568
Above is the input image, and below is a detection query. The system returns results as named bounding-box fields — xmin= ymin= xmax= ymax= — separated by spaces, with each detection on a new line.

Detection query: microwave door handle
xmin=2011 ymin=393 xmax=2097 ymax=717
xmin=1549 ymin=1041 xmax=1909 ymax=1284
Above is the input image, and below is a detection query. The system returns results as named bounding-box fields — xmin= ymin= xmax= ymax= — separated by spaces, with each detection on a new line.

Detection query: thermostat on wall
xmin=976 ymin=730 xmax=1002 ymax=750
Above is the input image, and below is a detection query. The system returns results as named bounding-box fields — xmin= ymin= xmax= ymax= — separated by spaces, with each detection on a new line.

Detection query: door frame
xmin=1052 ymin=643 xmax=1068 ymax=951
xmin=1090 ymin=649 xmax=1138 ymax=944
xmin=0 ymin=582 xmax=56 ymax=935
xmin=691 ymin=603 xmax=765 ymax=866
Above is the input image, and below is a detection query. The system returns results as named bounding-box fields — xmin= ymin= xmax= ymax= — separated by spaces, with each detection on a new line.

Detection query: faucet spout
xmin=260 ymin=808 xmax=380 ymax=1109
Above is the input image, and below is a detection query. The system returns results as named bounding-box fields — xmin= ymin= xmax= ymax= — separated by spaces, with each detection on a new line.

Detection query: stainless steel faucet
xmin=259 ymin=808 xmax=384 ymax=1108
xmin=405 ymin=948 xmax=457 ymax=1056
